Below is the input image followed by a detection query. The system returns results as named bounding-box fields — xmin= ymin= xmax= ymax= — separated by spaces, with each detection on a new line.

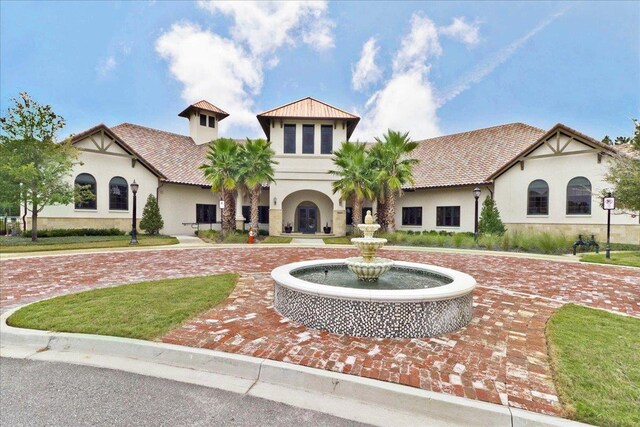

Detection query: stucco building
xmin=32 ymin=97 xmax=639 ymax=244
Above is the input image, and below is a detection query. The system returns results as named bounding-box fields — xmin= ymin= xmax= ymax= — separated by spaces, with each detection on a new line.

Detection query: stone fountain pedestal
xmin=345 ymin=211 xmax=394 ymax=281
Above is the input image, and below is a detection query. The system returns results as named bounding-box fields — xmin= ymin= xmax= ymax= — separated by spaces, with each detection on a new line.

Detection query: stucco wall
xmin=32 ymin=135 xmax=159 ymax=231
xmin=158 ymin=183 xmax=220 ymax=235
xmin=269 ymin=119 xmax=348 ymax=156
xmin=494 ymin=147 xmax=638 ymax=226
xmin=393 ymin=186 xmax=491 ymax=233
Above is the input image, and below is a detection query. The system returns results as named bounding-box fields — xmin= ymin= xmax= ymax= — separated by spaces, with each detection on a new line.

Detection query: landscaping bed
xmin=0 ymin=235 xmax=178 ymax=253
xmin=7 ymin=274 xmax=238 ymax=340
xmin=546 ymin=304 xmax=640 ymax=427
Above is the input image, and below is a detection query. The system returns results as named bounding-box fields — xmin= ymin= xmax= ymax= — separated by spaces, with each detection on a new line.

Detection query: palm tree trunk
xmin=377 ymin=199 xmax=388 ymax=232
xmin=386 ymin=190 xmax=397 ymax=233
xmin=352 ymin=195 xmax=363 ymax=236
xmin=224 ymin=191 xmax=235 ymax=233
xmin=250 ymin=187 xmax=260 ymax=231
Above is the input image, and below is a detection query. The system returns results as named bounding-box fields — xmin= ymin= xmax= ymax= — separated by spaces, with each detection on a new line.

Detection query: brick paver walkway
xmin=2 ymin=247 xmax=638 ymax=416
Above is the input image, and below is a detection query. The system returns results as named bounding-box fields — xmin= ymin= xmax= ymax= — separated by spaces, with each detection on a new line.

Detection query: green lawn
xmin=580 ymin=251 xmax=640 ymax=268
xmin=0 ymin=235 xmax=178 ymax=253
xmin=262 ymin=236 xmax=292 ymax=244
xmin=546 ymin=304 xmax=640 ymax=427
xmin=7 ymin=274 xmax=238 ymax=340
xmin=323 ymin=236 xmax=352 ymax=244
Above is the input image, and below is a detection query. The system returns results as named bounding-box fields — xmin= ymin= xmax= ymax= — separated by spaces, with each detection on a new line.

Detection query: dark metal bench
xmin=572 ymin=234 xmax=599 ymax=255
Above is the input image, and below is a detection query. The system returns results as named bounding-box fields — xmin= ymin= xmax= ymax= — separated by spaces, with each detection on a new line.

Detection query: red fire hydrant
xmin=248 ymin=228 xmax=255 ymax=244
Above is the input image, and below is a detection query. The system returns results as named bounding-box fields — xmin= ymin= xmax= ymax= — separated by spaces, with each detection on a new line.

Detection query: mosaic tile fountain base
xmin=274 ymin=284 xmax=473 ymax=338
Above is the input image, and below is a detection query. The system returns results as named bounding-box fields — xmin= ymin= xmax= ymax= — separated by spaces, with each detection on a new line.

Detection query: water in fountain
xmin=344 ymin=210 xmax=395 ymax=281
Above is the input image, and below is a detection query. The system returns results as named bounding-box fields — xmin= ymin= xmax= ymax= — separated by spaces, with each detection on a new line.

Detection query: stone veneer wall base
xmin=505 ymin=223 xmax=640 ymax=245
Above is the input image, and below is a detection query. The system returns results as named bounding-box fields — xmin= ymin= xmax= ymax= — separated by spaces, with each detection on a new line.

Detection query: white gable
xmin=75 ymin=132 xmax=129 ymax=155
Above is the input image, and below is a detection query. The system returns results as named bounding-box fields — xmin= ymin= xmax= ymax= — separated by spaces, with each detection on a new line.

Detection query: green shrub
xmin=452 ymin=233 xmax=466 ymax=248
xmin=478 ymin=197 xmax=506 ymax=236
xmin=23 ymin=228 xmax=125 ymax=237
xmin=139 ymin=194 xmax=164 ymax=235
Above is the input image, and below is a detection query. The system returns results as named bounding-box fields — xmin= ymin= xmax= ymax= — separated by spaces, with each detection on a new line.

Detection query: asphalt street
xmin=0 ymin=357 xmax=371 ymax=427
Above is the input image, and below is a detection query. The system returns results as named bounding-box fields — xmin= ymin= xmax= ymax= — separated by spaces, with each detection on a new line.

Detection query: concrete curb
xmin=1 ymin=306 xmax=589 ymax=427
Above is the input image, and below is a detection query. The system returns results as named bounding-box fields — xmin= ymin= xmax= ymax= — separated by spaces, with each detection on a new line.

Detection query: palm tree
xmin=239 ymin=138 xmax=277 ymax=232
xmin=329 ymin=141 xmax=374 ymax=234
xmin=370 ymin=130 xmax=419 ymax=232
xmin=200 ymin=138 xmax=242 ymax=237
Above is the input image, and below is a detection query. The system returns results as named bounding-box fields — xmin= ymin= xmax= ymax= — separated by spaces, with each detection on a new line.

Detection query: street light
xmin=130 ymin=180 xmax=139 ymax=245
xmin=473 ymin=187 xmax=481 ymax=241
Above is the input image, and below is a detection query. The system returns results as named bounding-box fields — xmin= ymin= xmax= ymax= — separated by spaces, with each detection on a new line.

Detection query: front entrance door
xmin=298 ymin=206 xmax=317 ymax=234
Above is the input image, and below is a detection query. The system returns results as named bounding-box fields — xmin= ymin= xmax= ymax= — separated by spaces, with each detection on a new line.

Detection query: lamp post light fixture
xmin=130 ymin=180 xmax=139 ymax=245
xmin=273 ymin=196 xmax=277 ymax=206
xmin=473 ymin=187 xmax=481 ymax=241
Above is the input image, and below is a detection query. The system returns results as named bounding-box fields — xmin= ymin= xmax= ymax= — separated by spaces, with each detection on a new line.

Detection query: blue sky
xmin=1 ymin=1 xmax=638 ymax=142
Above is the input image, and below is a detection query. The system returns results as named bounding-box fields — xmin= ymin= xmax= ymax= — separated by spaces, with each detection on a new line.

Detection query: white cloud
xmin=354 ymin=14 xmax=443 ymax=140
xmin=439 ymin=17 xmax=481 ymax=46
xmin=197 ymin=0 xmax=334 ymax=56
xmin=438 ymin=8 xmax=569 ymax=105
xmin=96 ymin=55 xmax=117 ymax=79
xmin=352 ymin=38 xmax=383 ymax=92
xmin=156 ymin=23 xmax=262 ymax=131
xmin=392 ymin=14 xmax=442 ymax=74
xmin=158 ymin=1 xmax=335 ymax=135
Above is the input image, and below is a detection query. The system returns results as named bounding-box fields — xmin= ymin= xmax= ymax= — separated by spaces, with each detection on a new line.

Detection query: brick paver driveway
xmin=2 ymin=247 xmax=638 ymax=416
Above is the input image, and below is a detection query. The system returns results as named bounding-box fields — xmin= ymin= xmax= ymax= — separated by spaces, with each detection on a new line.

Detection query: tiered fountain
xmin=271 ymin=211 xmax=476 ymax=338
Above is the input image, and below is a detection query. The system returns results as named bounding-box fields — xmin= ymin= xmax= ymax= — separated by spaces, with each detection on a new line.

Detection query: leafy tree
xmin=238 ymin=138 xmax=277 ymax=231
xmin=478 ymin=196 xmax=506 ymax=236
xmin=0 ymin=92 xmax=84 ymax=241
xmin=200 ymin=138 xmax=242 ymax=237
xmin=602 ymin=119 xmax=640 ymax=212
xmin=139 ymin=194 xmax=164 ymax=235
xmin=330 ymin=141 xmax=374 ymax=234
xmin=369 ymin=130 xmax=419 ymax=232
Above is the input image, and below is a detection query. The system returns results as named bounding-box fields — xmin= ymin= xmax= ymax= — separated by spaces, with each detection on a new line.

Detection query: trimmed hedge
xmin=23 ymin=228 xmax=125 ymax=238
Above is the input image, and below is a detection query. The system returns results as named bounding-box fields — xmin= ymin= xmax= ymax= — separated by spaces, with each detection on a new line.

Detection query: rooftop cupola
xmin=179 ymin=100 xmax=229 ymax=145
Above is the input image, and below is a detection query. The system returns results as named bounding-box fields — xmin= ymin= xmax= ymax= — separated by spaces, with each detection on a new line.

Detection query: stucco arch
xmin=281 ymin=190 xmax=334 ymax=233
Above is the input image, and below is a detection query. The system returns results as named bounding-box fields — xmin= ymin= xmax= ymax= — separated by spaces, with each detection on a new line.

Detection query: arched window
xmin=109 ymin=177 xmax=128 ymax=210
xmin=567 ymin=177 xmax=591 ymax=214
xmin=75 ymin=173 xmax=97 ymax=209
xmin=527 ymin=180 xmax=549 ymax=215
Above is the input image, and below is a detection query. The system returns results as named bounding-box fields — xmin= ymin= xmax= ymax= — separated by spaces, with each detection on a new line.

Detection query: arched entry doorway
xmin=281 ymin=190 xmax=334 ymax=234
xmin=296 ymin=201 xmax=319 ymax=234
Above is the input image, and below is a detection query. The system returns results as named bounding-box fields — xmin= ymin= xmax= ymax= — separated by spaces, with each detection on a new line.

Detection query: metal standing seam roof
xmin=256 ymin=97 xmax=360 ymax=140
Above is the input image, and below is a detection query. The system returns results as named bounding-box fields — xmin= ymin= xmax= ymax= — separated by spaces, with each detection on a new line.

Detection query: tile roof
xmin=257 ymin=97 xmax=360 ymax=139
xmin=408 ymin=123 xmax=546 ymax=189
xmin=110 ymin=123 xmax=211 ymax=186
xmin=70 ymin=123 xmax=166 ymax=179
xmin=178 ymin=100 xmax=229 ymax=119
xmin=487 ymin=123 xmax=621 ymax=180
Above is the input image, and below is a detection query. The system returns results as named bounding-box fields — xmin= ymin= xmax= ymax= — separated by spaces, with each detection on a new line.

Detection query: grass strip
xmin=323 ymin=236 xmax=352 ymax=244
xmin=546 ymin=304 xmax=640 ymax=427
xmin=0 ymin=235 xmax=178 ymax=253
xmin=7 ymin=274 xmax=237 ymax=340
xmin=262 ymin=236 xmax=292 ymax=244
xmin=580 ymin=251 xmax=640 ymax=268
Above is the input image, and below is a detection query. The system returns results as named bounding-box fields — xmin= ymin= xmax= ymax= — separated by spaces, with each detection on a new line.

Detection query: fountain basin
xmin=271 ymin=259 xmax=476 ymax=338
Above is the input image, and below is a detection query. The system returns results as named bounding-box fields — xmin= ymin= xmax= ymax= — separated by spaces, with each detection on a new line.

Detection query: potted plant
xmin=284 ymin=222 xmax=293 ymax=233
xmin=323 ymin=222 xmax=332 ymax=234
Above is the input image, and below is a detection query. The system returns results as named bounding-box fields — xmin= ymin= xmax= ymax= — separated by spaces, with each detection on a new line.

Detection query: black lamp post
xmin=130 ymin=180 xmax=139 ymax=245
xmin=473 ymin=187 xmax=481 ymax=241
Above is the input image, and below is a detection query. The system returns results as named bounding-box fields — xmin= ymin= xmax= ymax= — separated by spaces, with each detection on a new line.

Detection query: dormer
xmin=179 ymin=100 xmax=229 ymax=145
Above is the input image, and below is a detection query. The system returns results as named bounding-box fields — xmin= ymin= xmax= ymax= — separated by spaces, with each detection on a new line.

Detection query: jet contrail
xmin=438 ymin=6 xmax=571 ymax=106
